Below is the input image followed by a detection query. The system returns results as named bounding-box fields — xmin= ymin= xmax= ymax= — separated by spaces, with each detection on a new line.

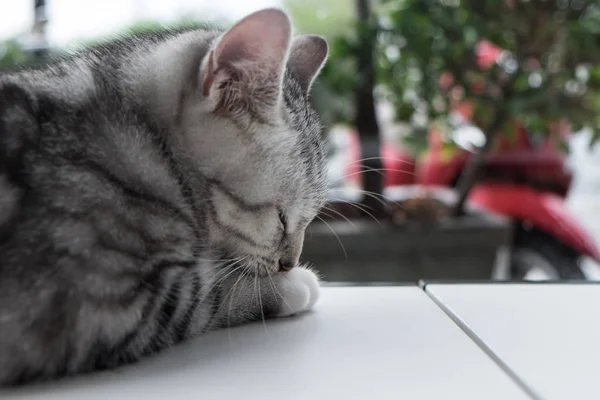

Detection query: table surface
xmin=426 ymin=283 xmax=600 ymax=400
xmin=1 ymin=286 xmax=529 ymax=400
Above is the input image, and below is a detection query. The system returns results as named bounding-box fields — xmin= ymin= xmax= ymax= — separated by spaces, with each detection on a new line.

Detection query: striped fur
xmin=0 ymin=9 xmax=327 ymax=385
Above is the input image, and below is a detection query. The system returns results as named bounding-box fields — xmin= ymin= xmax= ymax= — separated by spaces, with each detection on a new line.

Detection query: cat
xmin=0 ymin=8 xmax=328 ymax=385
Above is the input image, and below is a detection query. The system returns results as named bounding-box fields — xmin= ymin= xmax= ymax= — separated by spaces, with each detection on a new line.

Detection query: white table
xmin=1 ymin=286 xmax=528 ymax=400
xmin=425 ymin=283 xmax=600 ymax=400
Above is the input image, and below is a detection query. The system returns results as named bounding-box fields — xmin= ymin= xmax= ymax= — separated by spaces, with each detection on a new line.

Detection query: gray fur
xmin=0 ymin=9 xmax=327 ymax=385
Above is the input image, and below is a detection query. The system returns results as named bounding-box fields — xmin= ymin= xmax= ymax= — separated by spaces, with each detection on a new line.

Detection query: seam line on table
xmin=423 ymin=287 xmax=543 ymax=400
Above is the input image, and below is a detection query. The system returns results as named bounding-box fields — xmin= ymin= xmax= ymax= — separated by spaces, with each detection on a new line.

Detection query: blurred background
xmin=3 ymin=0 xmax=600 ymax=284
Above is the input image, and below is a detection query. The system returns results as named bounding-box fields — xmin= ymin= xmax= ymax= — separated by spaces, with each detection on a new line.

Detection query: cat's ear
xmin=200 ymin=8 xmax=291 ymax=105
xmin=287 ymin=35 xmax=328 ymax=95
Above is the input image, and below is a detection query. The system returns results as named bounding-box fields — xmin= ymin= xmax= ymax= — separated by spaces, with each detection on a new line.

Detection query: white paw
xmin=275 ymin=266 xmax=320 ymax=317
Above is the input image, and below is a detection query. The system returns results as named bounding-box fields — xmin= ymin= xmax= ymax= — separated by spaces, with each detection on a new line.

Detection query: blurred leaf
xmin=0 ymin=39 xmax=35 ymax=69
xmin=472 ymin=99 xmax=495 ymax=128
xmin=396 ymin=102 xmax=416 ymax=122
xmin=439 ymin=146 xmax=457 ymax=164
xmin=557 ymin=140 xmax=570 ymax=154
xmin=284 ymin=0 xmax=354 ymax=39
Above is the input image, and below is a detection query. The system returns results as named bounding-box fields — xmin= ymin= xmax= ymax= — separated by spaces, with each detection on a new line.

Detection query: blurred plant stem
xmin=452 ymin=108 xmax=509 ymax=217
xmin=355 ymin=0 xmax=384 ymax=215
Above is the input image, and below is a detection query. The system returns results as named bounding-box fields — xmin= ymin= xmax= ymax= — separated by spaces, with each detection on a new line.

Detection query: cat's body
xmin=0 ymin=9 xmax=328 ymax=385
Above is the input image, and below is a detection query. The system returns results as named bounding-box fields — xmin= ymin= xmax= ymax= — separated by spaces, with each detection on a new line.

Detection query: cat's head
xmin=172 ymin=9 xmax=328 ymax=275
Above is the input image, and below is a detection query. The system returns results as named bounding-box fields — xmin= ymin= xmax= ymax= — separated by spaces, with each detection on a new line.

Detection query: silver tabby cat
xmin=0 ymin=8 xmax=328 ymax=385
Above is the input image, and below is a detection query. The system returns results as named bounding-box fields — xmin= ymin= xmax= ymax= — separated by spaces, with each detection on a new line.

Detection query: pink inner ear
xmin=202 ymin=51 xmax=217 ymax=97
xmin=214 ymin=8 xmax=291 ymax=71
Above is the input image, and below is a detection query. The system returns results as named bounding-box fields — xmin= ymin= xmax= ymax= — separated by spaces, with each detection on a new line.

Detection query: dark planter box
xmin=302 ymin=212 xmax=511 ymax=283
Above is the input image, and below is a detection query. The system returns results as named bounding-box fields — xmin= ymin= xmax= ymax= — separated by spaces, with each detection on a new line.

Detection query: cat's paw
xmin=275 ymin=266 xmax=320 ymax=317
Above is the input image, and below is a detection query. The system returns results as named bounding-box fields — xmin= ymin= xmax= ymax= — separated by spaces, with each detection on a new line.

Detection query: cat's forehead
xmin=277 ymin=99 xmax=327 ymax=217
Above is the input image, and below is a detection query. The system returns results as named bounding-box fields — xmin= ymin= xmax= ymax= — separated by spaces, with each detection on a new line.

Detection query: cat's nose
xmin=278 ymin=259 xmax=295 ymax=272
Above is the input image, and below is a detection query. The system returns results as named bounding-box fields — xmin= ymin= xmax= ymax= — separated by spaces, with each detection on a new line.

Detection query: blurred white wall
xmin=0 ymin=1 xmax=31 ymax=40
xmin=0 ymin=0 xmax=282 ymax=46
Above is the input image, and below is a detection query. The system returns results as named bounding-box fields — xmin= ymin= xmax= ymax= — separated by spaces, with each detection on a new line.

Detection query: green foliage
xmin=306 ymin=0 xmax=600 ymax=149
xmin=0 ymin=39 xmax=34 ymax=69
xmin=377 ymin=0 xmax=600 ymax=148
xmin=284 ymin=0 xmax=355 ymax=39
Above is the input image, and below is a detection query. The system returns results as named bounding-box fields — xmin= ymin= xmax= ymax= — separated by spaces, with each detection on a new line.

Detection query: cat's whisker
xmin=256 ymin=273 xmax=270 ymax=338
xmin=266 ymin=269 xmax=290 ymax=312
xmin=195 ymin=257 xmax=244 ymax=263
xmin=135 ymin=256 xmax=245 ymax=297
xmin=207 ymin=256 xmax=247 ymax=285
xmin=346 ymin=156 xmax=417 ymax=167
xmin=319 ymin=208 xmax=360 ymax=229
xmin=353 ymin=188 xmax=389 ymax=201
xmin=315 ymin=215 xmax=347 ymax=259
xmin=339 ymin=167 xmax=417 ymax=180
xmin=327 ymin=198 xmax=383 ymax=227
xmin=327 ymin=186 xmax=396 ymax=222
xmin=213 ymin=255 xmax=244 ymax=270
xmin=226 ymin=268 xmax=251 ymax=348
xmin=321 ymin=205 xmax=358 ymax=230
xmin=328 ymin=197 xmax=377 ymax=213
xmin=347 ymin=189 xmax=390 ymax=208
xmin=218 ymin=255 xmax=248 ymax=275
xmin=199 ymin=257 xmax=248 ymax=304
xmin=225 ymin=265 xmax=249 ymax=318
xmin=329 ymin=186 xmax=391 ymax=206
xmin=318 ymin=209 xmax=335 ymax=219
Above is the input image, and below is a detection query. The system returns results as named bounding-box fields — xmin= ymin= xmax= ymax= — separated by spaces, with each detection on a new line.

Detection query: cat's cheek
xmin=274 ymin=266 xmax=320 ymax=317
